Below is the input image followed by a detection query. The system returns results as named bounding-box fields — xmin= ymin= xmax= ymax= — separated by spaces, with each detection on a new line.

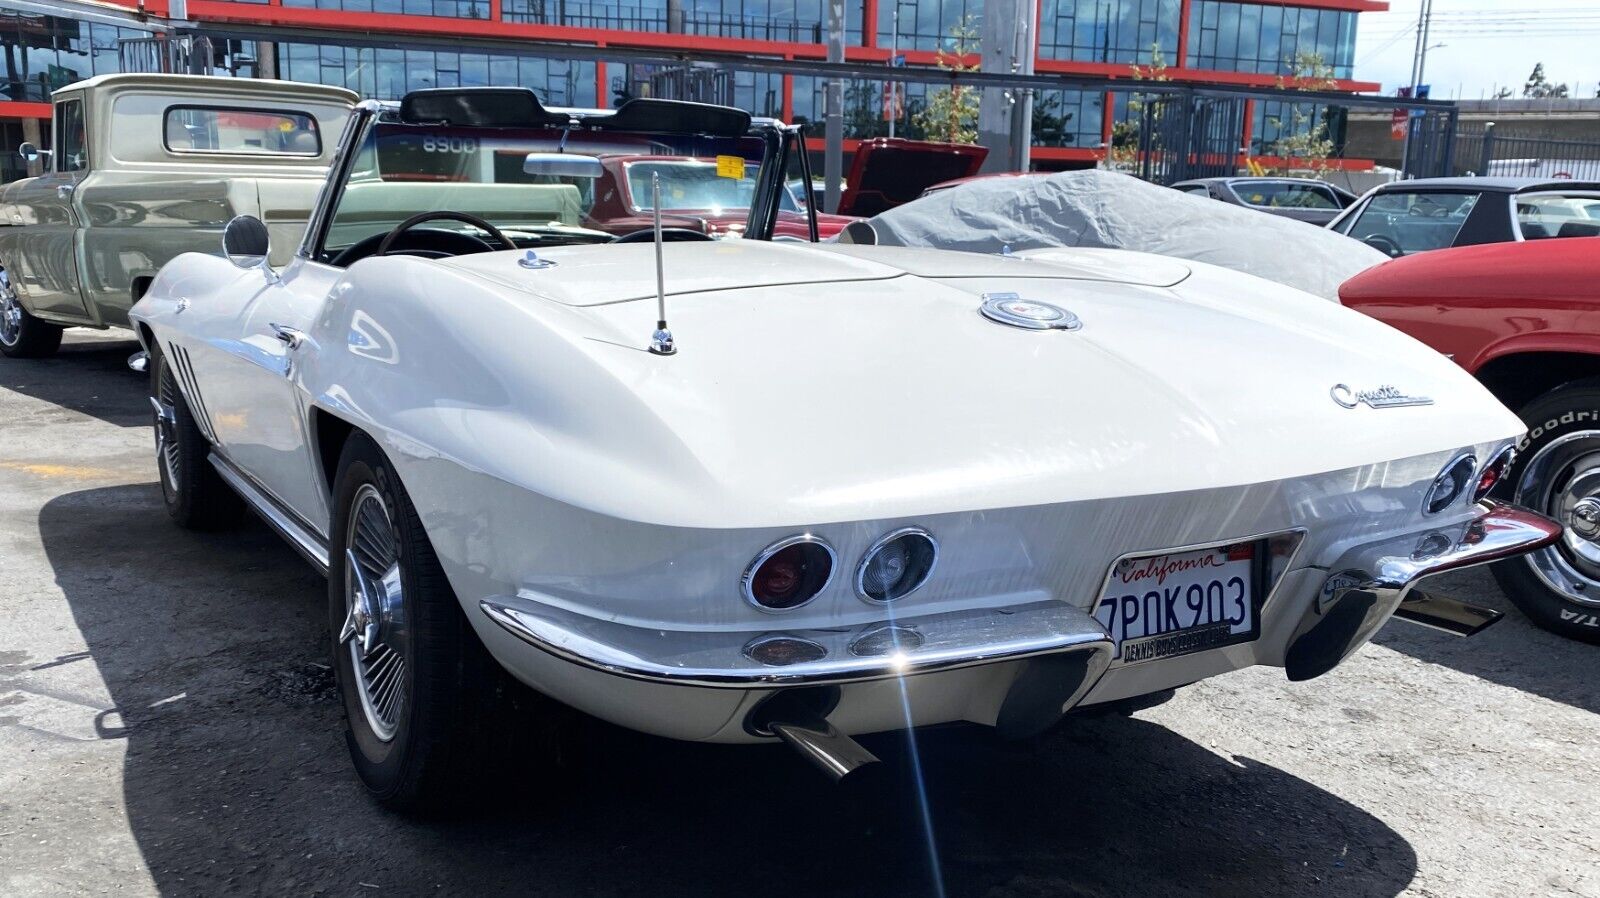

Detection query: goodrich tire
xmin=1490 ymin=381 xmax=1600 ymax=643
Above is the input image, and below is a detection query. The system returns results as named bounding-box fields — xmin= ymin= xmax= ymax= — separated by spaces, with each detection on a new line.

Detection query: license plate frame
xmin=1093 ymin=539 xmax=1271 ymax=664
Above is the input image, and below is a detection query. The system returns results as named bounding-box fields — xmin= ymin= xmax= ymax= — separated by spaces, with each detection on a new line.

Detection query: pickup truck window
xmin=164 ymin=106 xmax=322 ymax=156
xmin=55 ymin=99 xmax=87 ymax=173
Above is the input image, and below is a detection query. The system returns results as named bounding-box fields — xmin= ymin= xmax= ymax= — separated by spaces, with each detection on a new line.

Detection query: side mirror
xmin=17 ymin=142 xmax=48 ymax=164
xmin=523 ymin=152 xmax=603 ymax=179
xmin=222 ymin=214 xmax=272 ymax=271
xmin=839 ymin=220 xmax=879 ymax=245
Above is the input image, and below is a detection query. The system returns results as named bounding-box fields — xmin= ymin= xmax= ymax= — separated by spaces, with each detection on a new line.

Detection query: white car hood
xmin=402 ymin=243 xmax=1519 ymax=527
xmin=439 ymin=240 xmax=1190 ymax=307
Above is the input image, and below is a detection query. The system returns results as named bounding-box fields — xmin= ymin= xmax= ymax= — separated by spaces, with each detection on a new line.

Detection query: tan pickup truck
xmin=0 ymin=73 xmax=355 ymax=357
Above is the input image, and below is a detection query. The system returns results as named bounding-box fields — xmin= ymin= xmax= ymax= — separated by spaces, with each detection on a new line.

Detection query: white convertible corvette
xmin=130 ymin=88 xmax=1559 ymax=809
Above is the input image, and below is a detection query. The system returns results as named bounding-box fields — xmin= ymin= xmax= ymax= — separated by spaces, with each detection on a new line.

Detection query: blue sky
xmin=1352 ymin=0 xmax=1598 ymax=98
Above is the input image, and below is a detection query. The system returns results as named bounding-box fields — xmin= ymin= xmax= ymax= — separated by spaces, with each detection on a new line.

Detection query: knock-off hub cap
xmin=340 ymin=485 xmax=408 ymax=742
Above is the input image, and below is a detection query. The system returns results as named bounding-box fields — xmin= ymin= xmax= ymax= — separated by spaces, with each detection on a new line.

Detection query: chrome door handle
xmin=56 ymin=183 xmax=75 ymax=199
xmin=269 ymin=323 xmax=307 ymax=348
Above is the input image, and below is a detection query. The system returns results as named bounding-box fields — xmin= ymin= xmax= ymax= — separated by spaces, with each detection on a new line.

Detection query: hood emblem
xmin=980 ymin=293 xmax=1082 ymax=331
xmin=1331 ymin=383 xmax=1433 ymax=409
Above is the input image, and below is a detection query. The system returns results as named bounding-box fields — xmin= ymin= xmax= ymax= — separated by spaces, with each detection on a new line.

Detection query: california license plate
xmin=1094 ymin=542 xmax=1261 ymax=663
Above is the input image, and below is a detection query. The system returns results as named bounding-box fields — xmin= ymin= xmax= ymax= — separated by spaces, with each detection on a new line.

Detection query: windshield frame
xmin=298 ymin=99 xmax=799 ymax=262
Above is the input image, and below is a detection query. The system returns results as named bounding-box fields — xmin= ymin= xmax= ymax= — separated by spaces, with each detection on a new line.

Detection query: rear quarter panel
xmin=1338 ymin=240 xmax=1600 ymax=372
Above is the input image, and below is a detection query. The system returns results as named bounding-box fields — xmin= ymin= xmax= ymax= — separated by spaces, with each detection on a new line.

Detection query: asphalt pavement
xmin=1 ymin=331 xmax=1596 ymax=897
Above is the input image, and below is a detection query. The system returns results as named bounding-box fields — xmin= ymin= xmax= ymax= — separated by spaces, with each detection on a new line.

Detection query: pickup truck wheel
xmin=0 ymin=268 xmax=63 ymax=359
xmin=329 ymin=432 xmax=559 ymax=813
xmin=1490 ymin=382 xmax=1600 ymax=644
xmin=149 ymin=347 xmax=243 ymax=529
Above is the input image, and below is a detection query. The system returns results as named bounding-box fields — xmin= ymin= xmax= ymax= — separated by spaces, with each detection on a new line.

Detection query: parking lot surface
xmin=2 ymin=332 xmax=1597 ymax=898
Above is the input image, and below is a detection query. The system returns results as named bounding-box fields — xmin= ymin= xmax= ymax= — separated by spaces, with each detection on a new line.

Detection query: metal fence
xmin=1134 ymin=94 xmax=1246 ymax=185
xmin=1454 ymin=122 xmax=1600 ymax=179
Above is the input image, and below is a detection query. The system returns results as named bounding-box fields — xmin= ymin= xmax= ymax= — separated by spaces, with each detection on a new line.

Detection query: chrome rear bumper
xmin=478 ymin=596 xmax=1114 ymax=691
xmin=1286 ymin=501 xmax=1560 ymax=680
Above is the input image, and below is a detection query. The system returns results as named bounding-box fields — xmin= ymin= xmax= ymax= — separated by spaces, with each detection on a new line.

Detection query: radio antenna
xmin=649 ymin=171 xmax=676 ymax=356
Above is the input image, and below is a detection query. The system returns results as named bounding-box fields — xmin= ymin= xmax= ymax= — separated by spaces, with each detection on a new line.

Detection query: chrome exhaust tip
xmin=768 ymin=716 xmax=882 ymax=784
xmin=1393 ymin=590 xmax=1504 ymax=637
xmin=747 ymin=686 xmax=881 ymax=784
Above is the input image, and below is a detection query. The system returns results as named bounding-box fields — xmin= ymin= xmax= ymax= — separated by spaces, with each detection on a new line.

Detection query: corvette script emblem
xmin=1330 ymin=383 xmax=1433 ymax=409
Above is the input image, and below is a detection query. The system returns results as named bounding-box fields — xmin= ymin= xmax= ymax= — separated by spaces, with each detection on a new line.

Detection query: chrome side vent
xmin=167 ymin=342 xmax=219 ymax=444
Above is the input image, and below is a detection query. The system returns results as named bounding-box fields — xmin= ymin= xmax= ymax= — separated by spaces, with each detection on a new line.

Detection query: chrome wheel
xmin=0 ymin=270 xmax=21 ymax=348
xmin=340 ymin=484 xmax=408 ymax=742
xmin=1516 ymin=429 xmax=1600 ymax=608
xmin=152 ymin=368 xmax=181 ymax=493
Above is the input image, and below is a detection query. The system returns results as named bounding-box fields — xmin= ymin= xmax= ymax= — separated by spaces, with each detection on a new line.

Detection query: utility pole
xmin=977 ymin=0 xmax=1037 ymax=172
xmin=1400 ymin=0 xmax=1434 ymax=175
xmin=823 ymin=0 xmax=845 ymax=213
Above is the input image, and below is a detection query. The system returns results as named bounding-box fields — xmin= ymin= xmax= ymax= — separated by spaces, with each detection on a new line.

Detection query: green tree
xmin=1261 ymin=51 xmax=1340 ymax=175
xmin=1522 ymin=63 xmax=1570 ymax=99
xmin=1107 ymin=46 xmax=1171 ymax=173
xmin=1031 ymin=91 xmax=1075 ymax=146
xmin=913 ymin=17 xmax=981 ymax=144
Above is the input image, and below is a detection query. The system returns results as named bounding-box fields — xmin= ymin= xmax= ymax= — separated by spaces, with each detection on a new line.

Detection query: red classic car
xmin=582 ymin=154 xmax=856 ymax=239
xmin=1341 ymin=239 xmax=1600 ymax=642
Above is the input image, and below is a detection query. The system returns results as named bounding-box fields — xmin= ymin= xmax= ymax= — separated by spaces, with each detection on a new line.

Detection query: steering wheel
xmin=378 ymin=211 xmax=514 ymax=256
xmin=1361 ymin=235 xmax=1404 ymax=258
xmin=329 ymin=211 xmax=516 ymax=267
xmin=612 ymin=227 xmax=715 ymax=244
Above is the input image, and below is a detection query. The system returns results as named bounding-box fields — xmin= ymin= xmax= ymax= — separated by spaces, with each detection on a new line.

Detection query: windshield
xmin=1340 ymin=191 xmax=1480 ymax=256
xmin=1232 ymin=181 xmax=1339 ymax=209
xmin=319 ymin=117 xmax=776 ymax=260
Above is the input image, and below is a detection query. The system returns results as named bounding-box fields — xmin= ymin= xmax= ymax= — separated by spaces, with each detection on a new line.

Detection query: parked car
xmin=1342 ymin=238 xmax=1600 ymax=643
xmin=579 ymin=154 xmax=854 ymax=239
xmin=132 ymin=87 xmax=1557 ymax=810
xmin=835 ymin=137 xmax=987 ymax=215
xmin=0 ymin=73 xmax=355 ymax=358
xmin=1171 ymin=177 xmax=1358 ymax=225
xmin=1328 ymin=176 xmax=1600 ymax=258
xmin=845 ymin=170 xmax=1387 ymax=302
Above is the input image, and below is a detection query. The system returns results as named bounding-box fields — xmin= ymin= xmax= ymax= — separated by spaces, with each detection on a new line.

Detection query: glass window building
xmin=0 ymin=0 xmax=1380 ymax=181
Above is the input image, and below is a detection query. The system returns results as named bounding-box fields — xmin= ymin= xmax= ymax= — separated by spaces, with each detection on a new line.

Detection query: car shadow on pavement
xmin=1373 ymin=568 xmax=1598 ymax=717
xmin=40 ymin=483 xmax=1420 ymax=898
xmin=0 ymin=333 xmax=146 ymax=428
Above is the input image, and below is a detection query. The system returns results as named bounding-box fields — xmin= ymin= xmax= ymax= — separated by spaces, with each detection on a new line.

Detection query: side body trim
xmin=209 ymin=452 xmax=331 ymax=575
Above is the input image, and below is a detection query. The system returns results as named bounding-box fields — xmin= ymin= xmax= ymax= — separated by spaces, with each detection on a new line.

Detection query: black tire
xmin=1490 ymin=381 xmax=1600 ymax=644
xmin=149 ymin=345 xmax=243 ymax=530
xmin=328 ymin=431 xmax=559 ymax=813
xmin=0 ymin=267 xmax=64 ymax=359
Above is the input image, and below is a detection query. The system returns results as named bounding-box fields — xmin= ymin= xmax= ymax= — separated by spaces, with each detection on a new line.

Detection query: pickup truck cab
xmin=0 ymin=73 xmax=355 ymax=357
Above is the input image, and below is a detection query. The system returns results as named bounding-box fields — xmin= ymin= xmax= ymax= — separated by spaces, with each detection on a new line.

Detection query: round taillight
xmin=1424 ymin=453 xmax=1478 ymax=515
xmin=855 ymin=527 xmax=938 ymax=603
xmin=1473 ymin=446 xmax=1514 ymax=503
xmin=742 ymin=536 xmax=834 ymax=611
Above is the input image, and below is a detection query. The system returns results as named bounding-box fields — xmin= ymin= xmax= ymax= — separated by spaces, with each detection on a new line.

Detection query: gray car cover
xmin=846 ymin=170 xmax=1387 ymax=302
